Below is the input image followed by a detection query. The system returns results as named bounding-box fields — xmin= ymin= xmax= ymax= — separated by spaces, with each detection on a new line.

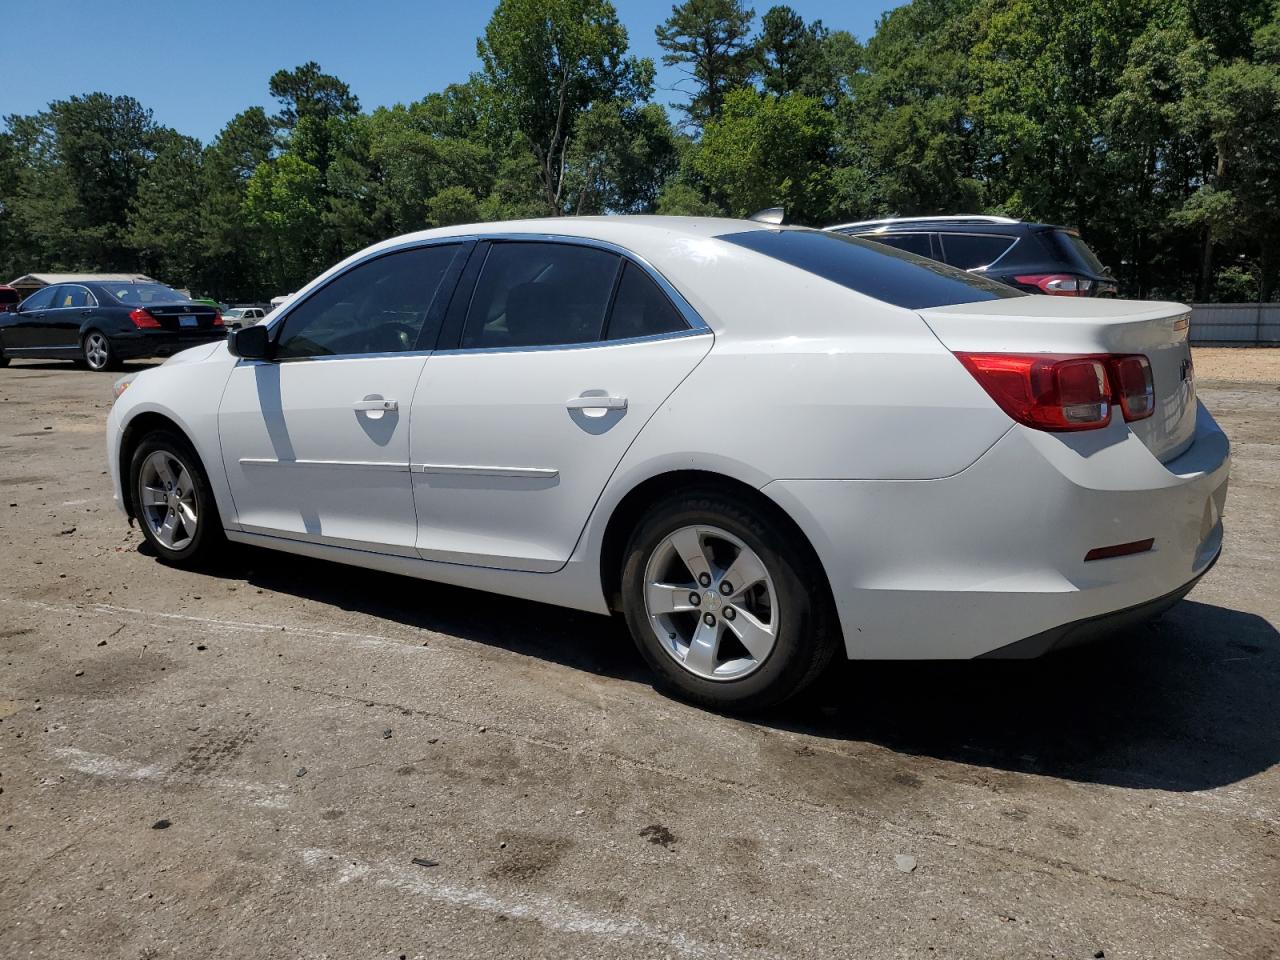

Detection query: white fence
xmin=1189 ymin=303 xmax=1280 ymax=345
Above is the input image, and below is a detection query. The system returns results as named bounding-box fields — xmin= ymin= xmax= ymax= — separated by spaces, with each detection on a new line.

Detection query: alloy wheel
xmin=642 ymin=524 xmax=779 ymax=681
xmin=137 ymin=450 xmax=198 ymax=550
xmin=84 ymin=333 xmax=110 ymax=370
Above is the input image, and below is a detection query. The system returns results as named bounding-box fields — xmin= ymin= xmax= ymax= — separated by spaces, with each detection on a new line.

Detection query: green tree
xmin=268 ymin=61 xmax=361 ymax=130
xmin=127 ymin=130 xmax=204 ymax=288
xmin=242 ymin=152 xmax=325 ymax=293
xmin=693 ymin=88 xmax=835 ymax=222
xmin=655 ymin=0 xmax=757 ymax=128
xmin=6 ymin=93 xmax=158 ymax=271
xmin=199 ymin=107 xmax=275 ymax=300
xmin=564 ymin=101 xmax=679 ymax=214
xmin=478 ymin=0 xmax=652 ymax=215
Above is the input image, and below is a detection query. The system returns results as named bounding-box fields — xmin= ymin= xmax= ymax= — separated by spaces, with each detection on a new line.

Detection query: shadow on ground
xmin=209 ymin=546 xmax=1279 ymax=793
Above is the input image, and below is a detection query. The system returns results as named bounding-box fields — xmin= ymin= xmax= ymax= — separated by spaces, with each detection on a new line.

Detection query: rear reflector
xmin=954 ymin=353 xmax=1111 ymax=431
xmin=129 ymin=308 xmax=162 ymax=329
xmin=1084 ymin=538 xmax=1155 ymax=562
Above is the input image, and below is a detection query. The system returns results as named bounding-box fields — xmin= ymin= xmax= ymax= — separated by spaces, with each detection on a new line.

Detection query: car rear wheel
xmin=130 ymin=430 xmax=224 ymax=566
xmin=620 ymin=489 xmax=838 ymax=713
xmin=83 ymin=331 xmax=118 ymax=372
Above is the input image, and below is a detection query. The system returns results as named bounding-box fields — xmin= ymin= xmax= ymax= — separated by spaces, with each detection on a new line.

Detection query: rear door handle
xmin=353 ymin=398 xmax=398 ymax=412
xmin=566 ymin=395 xmax=627 ymax=411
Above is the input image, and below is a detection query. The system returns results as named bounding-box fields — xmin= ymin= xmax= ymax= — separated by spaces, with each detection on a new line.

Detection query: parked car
xmin=0 ymin=281 xmax=225 ymax=371
xmin=0 ymin=285 xmax=21 ymax=314
xmin=222 ymin=306 xmax=268 ymax=328
xmin=105 ymin=217 xmax=1226 ymax=712
xmin=826 ymin=215 xmax=1118 ymax=297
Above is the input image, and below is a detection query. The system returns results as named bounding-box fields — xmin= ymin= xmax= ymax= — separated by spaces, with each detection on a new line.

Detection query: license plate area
xmin=179 ymin=315 xmax=198 ymax=328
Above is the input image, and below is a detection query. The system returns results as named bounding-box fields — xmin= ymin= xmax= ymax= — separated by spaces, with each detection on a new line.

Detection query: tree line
xmin=1 ymin=0 xmax=1277 ymax=303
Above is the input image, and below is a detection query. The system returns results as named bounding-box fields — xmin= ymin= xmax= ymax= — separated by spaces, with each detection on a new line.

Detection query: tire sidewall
xmin=621 ymin=490 xmax=826 ymax=711
xmin=129 ymin=431 xmax=220 ymax=565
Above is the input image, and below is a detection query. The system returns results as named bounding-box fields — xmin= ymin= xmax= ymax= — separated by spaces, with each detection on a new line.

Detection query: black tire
xmin=82 ymin=330 xmax=119 ymax=371
xmin=0 ymin=343 xmax=8 ymax=367
xmin=129 ymin=429 xmax=225 ymax=567
xmin=620 ymin=488 xmax=839 ymax=713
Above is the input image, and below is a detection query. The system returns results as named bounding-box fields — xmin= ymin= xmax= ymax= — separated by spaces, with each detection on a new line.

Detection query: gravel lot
xmin=1 ymin=350 xmax=1277 ymax=959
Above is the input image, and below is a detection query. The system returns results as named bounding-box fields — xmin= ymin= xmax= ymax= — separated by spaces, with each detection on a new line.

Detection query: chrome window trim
xmin=261 ymin=232 xmax=710 ymax=363
xmin=934 ymin=232 xmax=1019 ymax=271
xmin=45 ymin=284 xmax=98 ymax=310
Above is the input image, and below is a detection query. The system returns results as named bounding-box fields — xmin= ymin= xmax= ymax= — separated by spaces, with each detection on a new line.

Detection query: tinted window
xmin=463 ymin=242 xmax=620 ymax=349
xmin=53 ymin=285 xmax=92 ymax=308
xmin=0 ymin=288 xmax=20 ymax=306
xmin=940 ymin=234 xmax=1015 ymax=270
xmin=21 ymin=286 xmax=58 ymax=310
xmin=606 ymin=263 xmax=688 ymax=340
xmin=719 ymin=229 xmax=1024 ymax=309
xmin=867 ymin=232 xmax=933 ymax=258
xmin=1054 ymin=230 xmax=1107 ymax=274
xmin=276 ymin=244 xmax=461 ymax=359
xmin=105 ymin=282 xmax=189 ymax=305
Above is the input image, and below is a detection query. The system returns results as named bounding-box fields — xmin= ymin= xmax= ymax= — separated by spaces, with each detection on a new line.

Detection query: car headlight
xmin=112 ymin=374 xmax=137 ymax=401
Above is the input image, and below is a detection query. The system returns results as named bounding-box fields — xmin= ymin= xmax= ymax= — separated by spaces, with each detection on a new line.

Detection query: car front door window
xmin=275 ymin=244 xmax=464 ymax=360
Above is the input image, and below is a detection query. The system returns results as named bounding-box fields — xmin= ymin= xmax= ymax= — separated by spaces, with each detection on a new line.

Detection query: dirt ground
xmin=1 ymin=352 xmax=1277 ymax=959
xmin=1192 ymin=346 xmax=1280 ymax=383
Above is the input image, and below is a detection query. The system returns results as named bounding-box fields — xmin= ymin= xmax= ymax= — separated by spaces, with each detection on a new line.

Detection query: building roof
xmin=8 ymin=272 xmax=157 ymax=287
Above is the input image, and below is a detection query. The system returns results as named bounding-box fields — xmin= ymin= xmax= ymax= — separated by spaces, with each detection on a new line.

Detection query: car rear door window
xmin=605 ymin=262 xmax=688 ymax=341
xmin=275 ymin=244 xmax=463 ymax=359
xmin=939 ymin=234 xmax=1016 ymax=270
xmin=866 ymin=232 xmax=934 ymax=258
xmin=462 ymin=242 xmax=621 ymax=349
xmin=719 ymin=228 xmax=1023 ymax=309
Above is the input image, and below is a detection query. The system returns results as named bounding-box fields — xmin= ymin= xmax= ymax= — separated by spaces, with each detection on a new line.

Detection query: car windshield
xmin=718 ymin=228 xmax=1024 ymax=309
xmin=106 ymin=282 xmax=190 ymax=305
xmin=225 ymin=308 xmax=247 ymax=317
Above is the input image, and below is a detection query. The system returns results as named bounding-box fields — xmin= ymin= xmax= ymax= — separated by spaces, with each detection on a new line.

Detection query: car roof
xmin=827 ymin=216 xmax=1075 ymax=235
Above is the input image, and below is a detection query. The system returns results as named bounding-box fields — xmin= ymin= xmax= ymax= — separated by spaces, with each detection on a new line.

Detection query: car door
xmin=218 ymin=241 xmax=469 ymax=556
xmin=409 ymin=239 xmax=713 ymax=572
xmin=4 ymin=285 xmax=59 ymax=351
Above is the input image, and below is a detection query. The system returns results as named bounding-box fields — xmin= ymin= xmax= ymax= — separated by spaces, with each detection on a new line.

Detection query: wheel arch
xmin=117 ymin=411 xmax=199 ymax=520
xmin=596 ymin=469 xmax=839 ymax=632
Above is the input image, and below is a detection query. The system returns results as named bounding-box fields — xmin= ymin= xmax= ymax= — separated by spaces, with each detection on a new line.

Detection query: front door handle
xmin=566 ymin=395 xmax=627 ymax=411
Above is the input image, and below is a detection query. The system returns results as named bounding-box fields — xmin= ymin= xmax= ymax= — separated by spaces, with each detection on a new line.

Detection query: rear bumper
xmin=979 ymin=549 xmax=1219 ymax=658
xmin=112 ymin=329 xmax=226 ymax=360
xmin=763 ymin=401 xmax=1230 ymax=659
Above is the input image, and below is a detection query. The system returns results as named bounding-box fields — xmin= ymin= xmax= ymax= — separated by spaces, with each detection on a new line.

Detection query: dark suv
xmin=825 ymin=216 xmax=1117 ymax=297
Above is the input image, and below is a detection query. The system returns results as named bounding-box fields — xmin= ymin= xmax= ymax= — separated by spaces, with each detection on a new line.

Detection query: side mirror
xmin=227 ymin=323 xmax=272 ymax=360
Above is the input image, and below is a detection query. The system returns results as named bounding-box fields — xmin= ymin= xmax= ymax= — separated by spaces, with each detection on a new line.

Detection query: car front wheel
xmin=129 ymin=430 xmax=224 ymax=566
xmin=620 ymin=489 xmax=838 ymax=713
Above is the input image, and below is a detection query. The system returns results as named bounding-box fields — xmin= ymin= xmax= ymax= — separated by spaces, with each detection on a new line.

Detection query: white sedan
xmin=106 ymin=217 xmax=1229 ymax=711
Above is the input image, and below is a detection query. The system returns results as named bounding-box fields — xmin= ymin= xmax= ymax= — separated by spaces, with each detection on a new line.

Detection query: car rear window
xmin=718 ymin=228 xmax=1024 ymax=309
xmin=105 ymin=282 xmax=191 ymax=305
xmin=1053 ymin=230 xmax=1107 ymax=274
xmin=0 ymin=287 xmax=19 ymax=305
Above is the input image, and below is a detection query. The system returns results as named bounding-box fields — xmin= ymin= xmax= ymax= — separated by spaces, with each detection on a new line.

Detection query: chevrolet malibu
xmin=105 ymin=217 xmax=1229 ymax=711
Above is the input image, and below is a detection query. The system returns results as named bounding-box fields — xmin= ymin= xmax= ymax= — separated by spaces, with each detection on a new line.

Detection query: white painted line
xmin=299 ymin=848 xmax=720 ymax=957
xmin=0 ymin=597 xmax=428 ymax=651
xmin=54 ymin=746 xmax=289 ymax=809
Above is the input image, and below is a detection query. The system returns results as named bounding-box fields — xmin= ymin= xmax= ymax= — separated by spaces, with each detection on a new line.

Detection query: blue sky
xmin=0 ymin=0 xmax=905 ymax=142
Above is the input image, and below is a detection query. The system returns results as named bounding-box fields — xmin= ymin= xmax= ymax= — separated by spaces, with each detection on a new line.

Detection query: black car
xmin=825 ymin=216 xmax=1117 ymax=297
xmin=0 ymin=281 xmax=226 ymax=371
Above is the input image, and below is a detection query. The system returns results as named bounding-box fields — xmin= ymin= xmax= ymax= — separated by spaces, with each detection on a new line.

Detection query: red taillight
xmin=129 ymin=308 xmax=161 ymax=329
xmin=955 ymin=353 xmax=1112 ymax=431
xmin=1015 ymin=273 xmax=1092 ymax=296
xmin=1108 ymin=354 xmax=1154 ymax=421
xmin=212 ymin=312 xmax=224 ymax=327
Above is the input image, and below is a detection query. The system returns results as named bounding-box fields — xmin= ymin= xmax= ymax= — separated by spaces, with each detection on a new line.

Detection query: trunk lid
xmin=919 ymin=296 xmax=1197 ymax=462
xmin=144 ymin=302 xmax=221 ymax=333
